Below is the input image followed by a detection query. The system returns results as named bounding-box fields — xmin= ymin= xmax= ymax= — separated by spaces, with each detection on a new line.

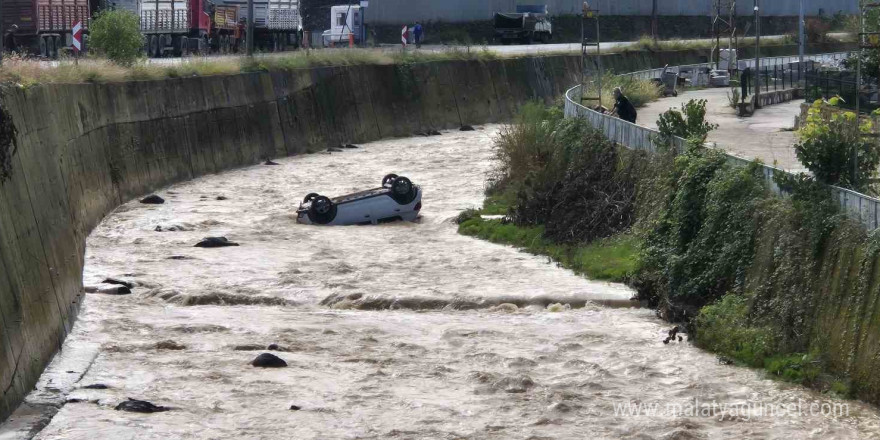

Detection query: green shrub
xmin=656 ymin=99 xmax=718 ymax=146
xmin=695 ymin=295 xmax=775 ymax=367
xmin=794 ymin=100 xmax=880 ymax=191
xmin=88 ymin=10 xmax=144 ymax=66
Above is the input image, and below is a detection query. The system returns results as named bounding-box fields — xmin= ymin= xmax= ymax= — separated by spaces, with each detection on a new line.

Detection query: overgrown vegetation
xmin=581 ymin=72 xmax=662 ymax=109
xmin=88 ymin=10 xmax=144 ymax=66
xmin=463 ymin=101 xmax=874 ymax=400
xmin=794 ymin=99 xmax=879 ymax=192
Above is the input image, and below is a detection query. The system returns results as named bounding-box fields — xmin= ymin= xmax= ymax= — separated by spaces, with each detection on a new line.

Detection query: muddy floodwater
xmin=14 ymin=127 xmax=880 ymax=439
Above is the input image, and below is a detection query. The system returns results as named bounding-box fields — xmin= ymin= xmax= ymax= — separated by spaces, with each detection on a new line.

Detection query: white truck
xmin=322 ymin=4 xmax=363 ymax=47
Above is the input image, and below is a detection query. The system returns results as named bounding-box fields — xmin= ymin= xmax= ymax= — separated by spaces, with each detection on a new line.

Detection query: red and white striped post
xmin=401 ymin=25 xmax=408 ymax=49
xmin=72 ymin=20 xmax=83 ymax=64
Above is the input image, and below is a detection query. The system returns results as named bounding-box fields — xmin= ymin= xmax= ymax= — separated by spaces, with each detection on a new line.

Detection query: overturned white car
xmin=296 ymin=174 xmax=422 ymax=225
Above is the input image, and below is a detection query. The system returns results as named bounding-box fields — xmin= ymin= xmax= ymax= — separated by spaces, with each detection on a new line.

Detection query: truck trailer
xmin=218 ymin=0 xmax=301 ymax=51
xmin=493 ymin=4 xmax=551 ymax=44
xmin=1 ymin=0 xmax=89 ymax=58
xmin=140 ymin=0 xmax=243 ymax=57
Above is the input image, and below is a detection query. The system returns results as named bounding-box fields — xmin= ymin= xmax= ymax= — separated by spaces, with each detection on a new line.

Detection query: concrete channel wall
xmin=0 ymin=48 xmax=726 ymax=422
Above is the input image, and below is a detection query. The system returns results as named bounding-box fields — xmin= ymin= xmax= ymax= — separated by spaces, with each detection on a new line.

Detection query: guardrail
xmin=564 ymin=51 xmax=880 ymax=230
xmin=618 ymin=52 xmax=850 ymax=81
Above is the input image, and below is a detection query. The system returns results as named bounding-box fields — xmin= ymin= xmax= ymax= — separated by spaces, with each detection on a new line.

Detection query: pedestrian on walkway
xmin=611 ymin=87 xmax=637 ymax=124
xmin=413 ymin=22 xmax=423 ymax=48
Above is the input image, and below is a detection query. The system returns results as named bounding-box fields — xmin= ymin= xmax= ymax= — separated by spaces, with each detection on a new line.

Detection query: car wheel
xmin=382 ymin=174 xmax=399 ymax=187
xmin=303 ymin=192 xmax=319 ymax=204
xmin=308 ymin=196 xmax=337 ymax=225
xmin=391 ymin=176 xmax=416 ymax=204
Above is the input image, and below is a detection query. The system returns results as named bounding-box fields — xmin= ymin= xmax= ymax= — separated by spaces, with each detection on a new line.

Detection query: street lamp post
xmin=247 ymin=0 xmax=255 ymax=56
xmin=754 ymin=0 xmax=761 ymax=108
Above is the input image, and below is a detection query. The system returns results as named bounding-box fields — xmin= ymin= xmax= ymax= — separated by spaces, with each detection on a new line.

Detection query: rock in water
xmin=344 ymin=144 xmax=359 ymax=149
xmin=460 ymin=125 xmax=475 ymax=131
xmin=102 ymin=278 xmax=134 ymax=289
xmin=216 ymin=196 xmax=228 ymax=201
xmin=251 ymin=353 xmax=288 ymax=368
xmin=82 ymin=384 xmax=109 ymax=390
xmin=115 ymin=398 xmax=170 ymax=413
xmin=289 ymin=404 xmax=302 ymax=411
xmin=327 ymin=147 xmax=344 ymax=153
xmin=155 ymin=340 xmax=186 ymax=350
xmin=264 ymin=159 xmax=280 ymax=166
xmin=96 ymin=286 xmax=132 ymax=295
xmin=428 ymin=130 xmax=442 ymax=136
xmin=194 ymin=237 xmax=240 ymax=248
xmin=140 ymin=195 xmax=165 ymax=204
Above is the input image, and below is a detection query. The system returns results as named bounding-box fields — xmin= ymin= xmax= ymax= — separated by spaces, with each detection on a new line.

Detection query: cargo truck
xmin=1 ymin=0 xmax=90 ymax=58
xmin=493 ymin=4 xmax=551 ymax=45
xmin=140 ymin=0 xmax=243 ymax=57
xmin=218 ymin=0 xmax=301 ymax=51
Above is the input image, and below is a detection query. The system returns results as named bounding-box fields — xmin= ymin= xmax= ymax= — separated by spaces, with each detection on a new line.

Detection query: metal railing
xmin=563 ymin=52 xmax=880 ymax=230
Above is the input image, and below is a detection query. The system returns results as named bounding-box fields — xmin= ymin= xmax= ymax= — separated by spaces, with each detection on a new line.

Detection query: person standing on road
xmin=611 ymin=87 xmax=637 ymax=124
xmin=413 ymin=22 xmax=423 ymax=48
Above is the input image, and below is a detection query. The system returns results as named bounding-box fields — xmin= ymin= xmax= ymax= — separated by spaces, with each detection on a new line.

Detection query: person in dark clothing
xmin=740 ymin=67 xmax=751 ymax=100
xmin=611 ymin=87 xmax=637 ymax=124
xmin=413 ymin=22 xmax=423 ymax=48
xmin=4 ymin=25 xmax=18 ymax=53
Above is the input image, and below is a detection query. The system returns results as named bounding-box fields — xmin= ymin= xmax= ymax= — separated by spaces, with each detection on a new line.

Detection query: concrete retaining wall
xmin=0 ymin=49 xmax=722 ymax=422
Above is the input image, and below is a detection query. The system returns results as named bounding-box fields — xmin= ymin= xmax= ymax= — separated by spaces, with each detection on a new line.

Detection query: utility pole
xmin=798 ymin=0 xmax=805 ymax=73
xmin=754 ymin=0 xmax=761 ymax=108
xmin=651 ymin=0 xmax=658 ymax=43
xmin=247 ymin=0 xmax=255 ymax=56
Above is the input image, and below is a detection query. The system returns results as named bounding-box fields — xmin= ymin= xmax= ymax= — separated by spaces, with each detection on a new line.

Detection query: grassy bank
xmin=457 ymin=206 xmax=639 ymax=283
xmin=461 ymin=101 xmax=877 ymax=402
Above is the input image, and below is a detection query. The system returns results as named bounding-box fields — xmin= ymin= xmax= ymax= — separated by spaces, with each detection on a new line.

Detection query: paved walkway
xmin=636 ymin=88 xmax=808 ymax=173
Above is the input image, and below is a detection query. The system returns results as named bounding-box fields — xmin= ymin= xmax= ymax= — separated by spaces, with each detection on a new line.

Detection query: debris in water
xmin=194 ymin=237 xmax=240 ymax=248
xmin=267 ymin=343 xmax=280 ymax=350
xmin=264 ymin=159 xmax=280 ymax=165
xmin=546 ymin=303 xmax=570 ymax=313
xmin=140 ymin=194 xmax=165 ymax=204
xmin=289 ymin=404 xmax=302 ymax=411
xmin=216 ymin=196 xmax=228 ymax=201
xmin=82 ymin=384 xmax=109 ymax=390
xmin=102 ymin=278 xmax=134 ymax=289
xmin=343 ymin=144 xmax=360 ymax=148
xmin=155 ymin=340 xmax=187 ymax=350
xmin=166 ymin=255 xmax=192 ymax=260
xmin=251 ymin=353 xmax=288 ymax=368
xmin=460 ymin=125 xmax=475 ymax=131
xmin=663 ymin=326 xmax=682 ymax=344
xmin=428 ymin=130 xmax=441 ymax=136
xmin=115 ymin=398 xmax=170 ymax=413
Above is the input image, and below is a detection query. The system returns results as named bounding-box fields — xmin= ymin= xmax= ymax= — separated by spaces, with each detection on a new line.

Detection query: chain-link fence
xmin=804 ymin=69 xmax=880 ymax=114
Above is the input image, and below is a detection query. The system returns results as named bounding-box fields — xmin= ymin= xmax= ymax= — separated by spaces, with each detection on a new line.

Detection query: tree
xmin=794 ymin=100 xmax=880 ymax=191
xmin=89 ymin=10 xmax=144 ymax=65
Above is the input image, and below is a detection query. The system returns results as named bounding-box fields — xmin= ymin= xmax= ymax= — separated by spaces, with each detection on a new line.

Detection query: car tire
xmin=308 ymin=196 xmax=337 ymax=225
xmin=303 ymin=193 xmax=320 ymax=204
xmin=391 ymin=176 xmax=416 ymax=205
xmin=382 ymin=174 xmax=399 ymax=187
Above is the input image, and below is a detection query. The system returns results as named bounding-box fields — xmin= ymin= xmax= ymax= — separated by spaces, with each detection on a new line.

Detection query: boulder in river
xmin=289 ymin=404 xmax=302 ymax=411
xmin=216 ymin=196 xmax=228 ymax=201
xmin=115 ymin=398 xmax=170 ymax=413
xmin=96 ymin=286 xmax=131 ymax=295
xmin=194 ymin=237 xmax=240 ymax=248
xmin=82 ymin=384 xmax=109 ymax=390
xmin=155 ymin=340 xmax=187 ymax=350
xmin=251 ymin=353 xmax=288 ymax=368
xmin=102 ymin=278 xmax=134 ymax=289
xmin=140 ymin=195 xmax=165 ymax=204
xmin=460 ymin=125 xmax=475 ymax=131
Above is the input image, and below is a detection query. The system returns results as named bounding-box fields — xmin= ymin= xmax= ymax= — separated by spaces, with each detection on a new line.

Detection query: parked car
xmin=296 ymin=174 xmax=422 ymax=225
